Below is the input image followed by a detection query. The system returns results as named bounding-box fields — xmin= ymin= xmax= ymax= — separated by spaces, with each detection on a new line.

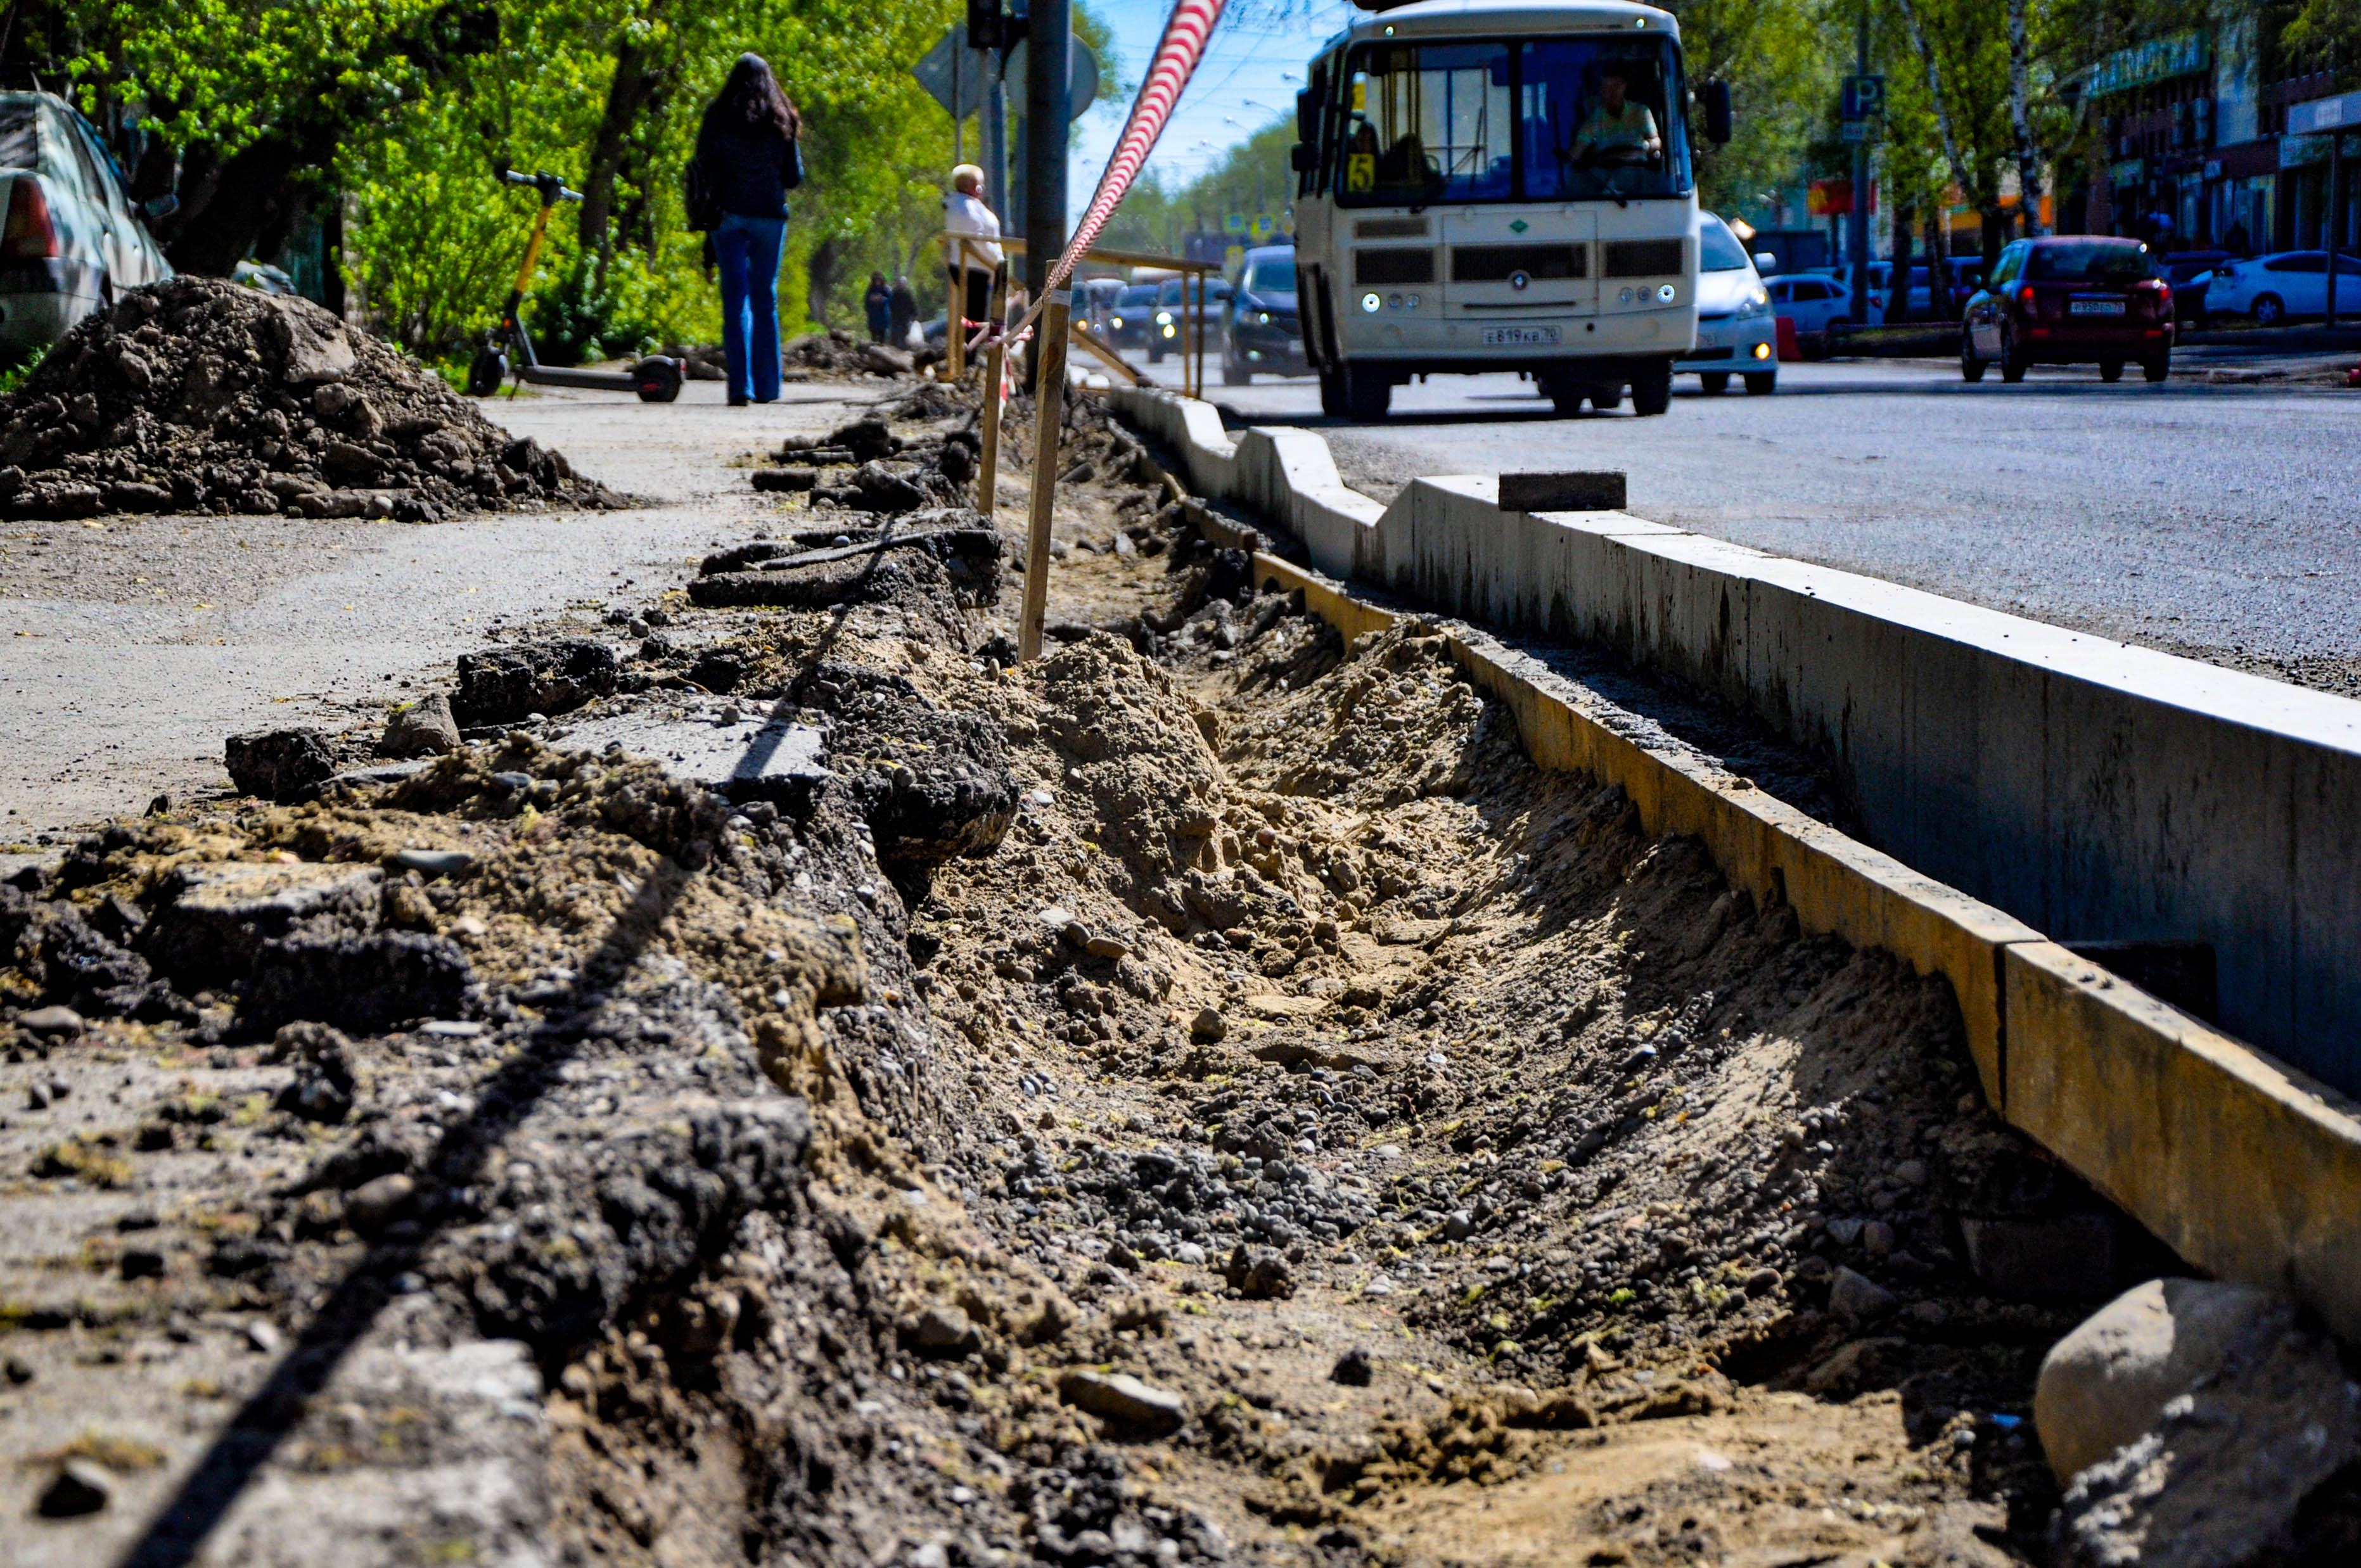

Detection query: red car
xmin=1960 ymin=236 xmax=2173 ymax=384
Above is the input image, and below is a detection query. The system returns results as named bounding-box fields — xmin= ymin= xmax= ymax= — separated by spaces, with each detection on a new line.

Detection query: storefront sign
xmin=2089 ymin=32 xmax=2210 ymax=98
xmin=2287 ymin=89 xmax=2361 ymax=137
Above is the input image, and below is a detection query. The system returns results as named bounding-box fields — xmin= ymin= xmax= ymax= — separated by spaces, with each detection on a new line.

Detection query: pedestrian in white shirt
xmin=944 ymin=163 xmax=1005 ymax=333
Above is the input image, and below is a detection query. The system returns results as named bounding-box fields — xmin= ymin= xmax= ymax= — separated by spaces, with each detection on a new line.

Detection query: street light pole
xmin=1023 ymin=0 xmax=1072 ymax=388
xmin=1850 ymin=3 xmax=1871 ymax=323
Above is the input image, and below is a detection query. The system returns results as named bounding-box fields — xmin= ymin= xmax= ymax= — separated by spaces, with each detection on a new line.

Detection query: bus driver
xmin=1571 ymin=70 xmax=1660 ymax=167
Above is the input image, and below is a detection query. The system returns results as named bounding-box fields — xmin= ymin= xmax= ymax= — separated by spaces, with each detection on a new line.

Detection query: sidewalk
xmin=1 ymin=380 xmax=886 ymax=859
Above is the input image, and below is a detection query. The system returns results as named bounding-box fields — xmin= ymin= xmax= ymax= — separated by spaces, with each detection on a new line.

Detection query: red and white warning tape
xmin=1009 ymin=0 xmax=1227 ymax=339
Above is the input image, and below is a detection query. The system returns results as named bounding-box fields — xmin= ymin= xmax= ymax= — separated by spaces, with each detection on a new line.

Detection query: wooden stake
xmin=946 ymin=240 xmax=967 ymax=380
xmin=1017 ymin=290 xmax=1072 ymax=661
xmin=976 ymin=266 xmax=1010 ymax=521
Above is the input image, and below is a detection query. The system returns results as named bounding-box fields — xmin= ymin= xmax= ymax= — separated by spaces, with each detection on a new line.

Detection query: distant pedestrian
xmin=2224 ymin=219 xmax=2251 ymax=257
xmin=694 ymin=53 xmax=804 ymax=405
xmin=889 ymin=274 xmax=918 ymax=347
xmin=864 ymin=271 xmax=891 ymax=343
xmin=944 ymin=163 xmax=1005 ymax=336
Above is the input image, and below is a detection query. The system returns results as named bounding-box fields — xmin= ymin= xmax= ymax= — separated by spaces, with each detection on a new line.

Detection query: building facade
xmin=2076 ymin=13 xmax=2358 ymax=254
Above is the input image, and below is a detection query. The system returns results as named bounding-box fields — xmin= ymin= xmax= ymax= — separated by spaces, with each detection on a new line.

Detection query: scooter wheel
xmin=632 ymin=357 xmax=684 ymax=403
xmin=465 ymin=347 xmax=508 ymax=398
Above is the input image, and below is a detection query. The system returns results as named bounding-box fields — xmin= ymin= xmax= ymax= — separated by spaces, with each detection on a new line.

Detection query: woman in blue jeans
xmin=695 ymin=54 xmax=803 ymax=405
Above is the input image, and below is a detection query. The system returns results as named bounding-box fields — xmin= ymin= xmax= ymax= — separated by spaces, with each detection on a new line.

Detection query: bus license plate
xmin=2069 ymin=298 xmax=2126 ymax=316
xmin=1481 ymin=326 xmax=1561 ymax=347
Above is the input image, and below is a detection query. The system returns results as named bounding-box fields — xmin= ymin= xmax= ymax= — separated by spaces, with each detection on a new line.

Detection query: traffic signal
xmin=968 ymin=0 xmax=1027 ymax=50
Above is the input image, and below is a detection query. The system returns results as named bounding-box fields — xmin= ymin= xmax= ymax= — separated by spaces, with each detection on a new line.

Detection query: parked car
xmin=1148 ymin=275 xmax=1231 ymax=364
xmin=1679 ymin=214 xmax=1776 ymax=393
xmin=1104 ymin=282 xmax=1160 ymax=348
xmin=2203 ymin=250 xmax=2361 ymax=326
xmin=1221 ymin=245 xmax=1303 ymax=384
xmin=0 ymin=91 xmax=173 ymax=356
xmin=1763 ymin=273 xmax=1853 ymax=357
xmin=2160 ymin=251 xmax=2230 ymax=326
xmin=1864 ymin=260 xmax=1985 ymax=319
xmin=1961 ymin=236 xmax=2172 ymax=383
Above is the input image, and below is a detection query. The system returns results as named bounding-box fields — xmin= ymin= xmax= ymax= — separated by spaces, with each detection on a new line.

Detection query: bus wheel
xmin=1547 ymin=379 xmax=1587 ymax=416
xmin=1631 ymin=357 xmax=1674 ymax=416
xmin=1590 ymin=386 xmax=1623 ymax=412
xmin=1343 ymin=366 xmax=1390 ymax=420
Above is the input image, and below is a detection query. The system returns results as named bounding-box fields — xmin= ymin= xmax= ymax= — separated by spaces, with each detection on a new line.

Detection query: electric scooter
xmin=466 ymin=165 xmax=684 ymax=402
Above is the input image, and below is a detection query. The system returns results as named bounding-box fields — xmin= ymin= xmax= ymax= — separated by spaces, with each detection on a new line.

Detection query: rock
xmin=25 ymin=1082 xmax=48 ymax=1109
xmin=907 ymin=1305 xmax=981 ymax=1356
xmin=1223 ymin=1244 xmax=1295 ymax=1299
xmin=241 ymin=931 xmax=473 ymax=1035
xmin=1442 ymin=1209 xmax=1476 ymax=1241
xmin=1174 ymin=1242 xmax=1208 ymax=1267
xmin=1827 ymin=1265 xmax=1897 ymax=1323
xmin=4 ymin=1354 xmax=30 ymax=1383
xmin=244 ymin=1320 xmax=283 ymax=1353
xmin=1191 ymin=1007 xmax=1227 ymax=1043
xmin=2050 ymin=1284 xmax=2359 ymax=1568
xmin=826 ymin=417 xmax=895 ymax=462
xmin=1331 ymin=1347 xmax=1374 ymax=1386
xmin=345 ymin=1173 xmax=417 ymax=1233
xmin=141 ymin=860 xmax=384 ymax=986
xmin=37 ymin=1458 xmax=112 ymax=1517
xmin=19 ymin=1004 xmax=84 ymax=1037
xmin=750 ymin=468 xmax=819 ymax=493
xmin=394 ymin=848 xmax=474 ymax=879
xmin=1861 ymin=1219 xmax=1895 ymax=1258
xmin=451 ymin=637 xmax=621 ymax=725
xmin=1744 ymin=1266 xmax=1782 ymax=1296
xmin=380 ymin=694 xmax=461 ymax=758
xmin=2034 ymin=1277 xmax=2289 ymax=1482
xmin=119 ymin=1247 xmax=165 ymax=1279
xmin=225 ymin=727 xmax=338 ymax=803
xmin=860 ymin=341 xmax=914 ymax=374
xmin=1057 ymin=1369 xmax=1187 ymax=1433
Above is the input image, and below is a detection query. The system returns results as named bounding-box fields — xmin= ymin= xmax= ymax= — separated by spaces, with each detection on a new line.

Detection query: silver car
xmin=1679 ymin=214 xmax=1777 ymax=393
xmin=0 ymin=92 xmax=172 ymax=355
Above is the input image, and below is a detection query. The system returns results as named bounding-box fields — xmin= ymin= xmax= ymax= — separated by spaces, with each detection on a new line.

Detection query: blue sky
xmin=1066 ymin=0 xmax=1365 ymax=220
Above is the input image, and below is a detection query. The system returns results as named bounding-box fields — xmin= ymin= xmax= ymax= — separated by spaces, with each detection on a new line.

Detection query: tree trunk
xmin=1981 ymin=208 xmax=2007 ymax=269
xmin=1924 ymin=207 xmax=1953 ymax=320
xmin=580 ymin=34 xmax=663 ymax=255
xmin=2007 ymin=0 xmax=2044 ymax=237
xmin=807 ymin=234 xmax=843 ymax=328
xmin=1885 ymin=202 xmax=1916 ymax=323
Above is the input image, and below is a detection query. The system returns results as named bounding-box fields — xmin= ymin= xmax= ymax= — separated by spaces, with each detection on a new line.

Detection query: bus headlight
xmin=1361 ymin=292 xmax=1381 ymax=313
xmin=1656 ymin=284 xmax=1677 ymax=303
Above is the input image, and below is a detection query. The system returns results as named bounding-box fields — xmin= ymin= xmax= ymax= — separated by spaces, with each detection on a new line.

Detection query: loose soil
xmin=0 ymin=277 xmax=618 ymax=523
xmin=0 ymin=379 xmax=2252 ymax=1568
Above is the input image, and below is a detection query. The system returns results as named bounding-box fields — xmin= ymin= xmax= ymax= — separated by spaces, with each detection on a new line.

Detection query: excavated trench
xmin=8 ymin=381 xmax=2329 ymax=1568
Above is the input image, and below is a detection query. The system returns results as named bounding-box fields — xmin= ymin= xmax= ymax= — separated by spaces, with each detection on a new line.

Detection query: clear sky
xmin=1065 ymin=0 xmax=1365 ymax=221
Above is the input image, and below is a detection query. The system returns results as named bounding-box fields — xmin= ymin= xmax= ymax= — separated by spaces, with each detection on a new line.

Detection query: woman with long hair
xmin=695 ymin=53 xmax=803 ymax=405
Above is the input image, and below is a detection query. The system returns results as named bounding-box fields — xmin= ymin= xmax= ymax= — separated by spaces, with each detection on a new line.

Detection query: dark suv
xmin=1222 ymin=245 xmax=1302 ymax=384
xmin=1961 ymin=237 xmax=2173 ymax=383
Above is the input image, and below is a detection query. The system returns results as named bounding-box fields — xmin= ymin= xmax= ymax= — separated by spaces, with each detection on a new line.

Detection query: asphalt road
xmin=1111 ymin=349 xmax=2361 ymax=695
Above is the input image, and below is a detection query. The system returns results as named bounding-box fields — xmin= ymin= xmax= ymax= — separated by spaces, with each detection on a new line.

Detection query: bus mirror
xmin=1703 ymin=80 xmax=1733 ymax=145
xmin=1298 ymin=89 xmax=1317 ymax=143
xmin=1291 ymin=143 xmax=1319 ymax=173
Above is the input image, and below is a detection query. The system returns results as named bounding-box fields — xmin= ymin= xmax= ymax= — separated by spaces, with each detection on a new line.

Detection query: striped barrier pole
xmin=1013 ymin=0 xmax=1226 ymax=658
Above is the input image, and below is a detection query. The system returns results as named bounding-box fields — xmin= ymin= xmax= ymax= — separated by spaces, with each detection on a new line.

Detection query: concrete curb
xmin=1125 ymin=386 xmax=2361 ymax=1344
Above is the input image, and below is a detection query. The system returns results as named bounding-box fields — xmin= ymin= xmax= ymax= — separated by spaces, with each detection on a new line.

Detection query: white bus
xmin=1288 ymin=0 xmax=1730 ymax=419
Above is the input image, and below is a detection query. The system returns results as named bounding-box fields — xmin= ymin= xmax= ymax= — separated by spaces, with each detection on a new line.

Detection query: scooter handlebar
xmin=499 ymin=167 xmax=584 ymax=205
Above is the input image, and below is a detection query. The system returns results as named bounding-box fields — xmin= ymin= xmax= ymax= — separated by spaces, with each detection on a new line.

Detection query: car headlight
xmin=1110 ymin=316 xmax=1123 ymax=328
xmin=1257 ymin=311 xmax=1270 ymax=324
xmin=1735 ymin=287 xmax=1769 ymax=320
xmin=1155 ymin=310 xmax=1171 ymax=324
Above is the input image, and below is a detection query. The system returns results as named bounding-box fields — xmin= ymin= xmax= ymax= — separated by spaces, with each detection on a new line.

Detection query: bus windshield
xmin=1336 ymin=34 xmax=1688 ymax=206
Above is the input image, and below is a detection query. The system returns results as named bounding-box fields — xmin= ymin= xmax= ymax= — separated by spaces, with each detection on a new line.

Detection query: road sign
xmin=1841 ymin=119 xmax=1871 ymax=143
xmin=913 ymin=25 xmax=989 ymax=119
xmin=1224 ymin=212 xmax=1247 ymax=233
xmin=1841 ymin=74 xmax=1885 ymax=120
xmin=1005 ymin=36 xmax=1101 ymax=122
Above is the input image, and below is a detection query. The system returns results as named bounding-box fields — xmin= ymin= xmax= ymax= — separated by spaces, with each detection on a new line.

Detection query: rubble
xmin=0 ymin=277 xmax=618 ymax=521
xmin=10 ymin=378 xmax=2358 ymax=1568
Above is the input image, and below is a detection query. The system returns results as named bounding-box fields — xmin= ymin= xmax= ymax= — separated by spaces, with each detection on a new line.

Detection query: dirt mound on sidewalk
xmin=0 ymin=277 xmax=618 ymax=522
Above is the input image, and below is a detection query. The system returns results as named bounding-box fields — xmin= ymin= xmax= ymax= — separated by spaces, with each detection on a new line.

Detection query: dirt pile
xmin=0 ymin=277 xmax=618 ymax=523
xmin=786 ymin=326 xmax=941 ymax=379
xmin=16 ymin=383 xmax=2345 ymax=1568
